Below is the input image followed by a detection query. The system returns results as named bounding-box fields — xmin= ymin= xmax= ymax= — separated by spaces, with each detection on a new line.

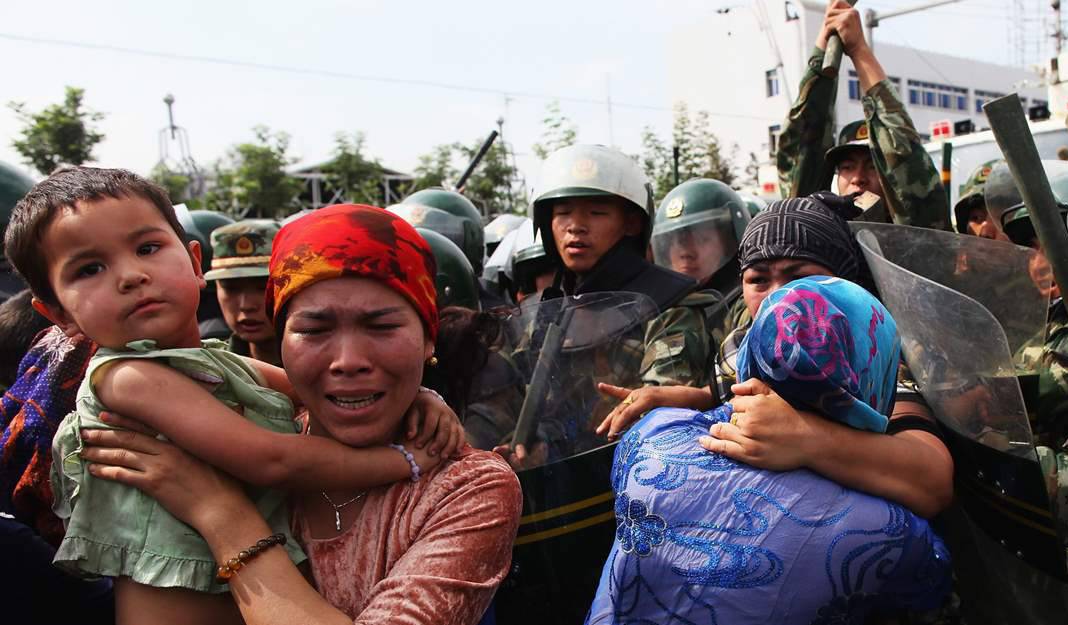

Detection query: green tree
xmin=323 ymin=131 xmax=385 ymax=205
xmin=640 ymin=102 xmax=739 ymax=200
xmin=149 ymin=163 xmax=196 ymax=206
xmin=454 ymin=140 xmax=520 ymax=216
xmin=531 ymin=100 xmax=578 ymax=160
xmin=410 ymin=144 xmax=458 ymax=190
xmin=8 ymin=86 xmax=105 ymax=175
xmin=205 ymin=126 xmax=302 ymax=219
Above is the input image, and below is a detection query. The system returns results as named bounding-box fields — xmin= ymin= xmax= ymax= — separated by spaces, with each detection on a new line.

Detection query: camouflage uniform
xmin=1034 ymin=299 xmax=1068 ymax=534
xmin=776 ymin=47 xmax=950 ymax=231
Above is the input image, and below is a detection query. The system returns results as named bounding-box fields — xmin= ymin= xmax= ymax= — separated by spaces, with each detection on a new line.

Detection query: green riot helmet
xmin=484 ymin=213 xmax=526 ymax=257
xmin=415 ymin=227 xmax=480 ymax=311
xmin=984 ymin=160 xmax=1068 ymax=246
xmin=738 ymin=193 xmax=768 ymax=218
xmin=529 ymin=144 xmax=655 ymax=263
xmin=650 ymin=179 xmax=750 ymax=285
xmin=189 ymin=210 xmax=235 ymax=276
xmin=402 ymin=188 xmax=484 ymax=272
xmin=953 ymin=159 xmax=999 ymax=234
xmin=1 ymin=162 xmax=35 ymax=251
xmin=512 ymin=231 xmax=555 ymax=297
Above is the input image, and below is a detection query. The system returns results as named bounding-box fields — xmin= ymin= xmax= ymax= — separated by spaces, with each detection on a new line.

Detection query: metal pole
xmin=672 ymin=146 xmax=680 ymax=187
xmin=821 ymin=0 xmax=858 ymax=78
xmin=454 ymin=129 xmax=499 ymax=194
xmin=865 ymin=0 xmax=963 ymax=51
xmin=985 ymin=94 xmax=1068 ymax=296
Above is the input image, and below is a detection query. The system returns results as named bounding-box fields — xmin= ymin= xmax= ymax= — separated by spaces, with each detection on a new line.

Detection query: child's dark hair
xmin=0 ymin=289 xmax=52 ymax=388
xmin=3 ymin=166 xmax=184 ymax=306
xmin=423 ymin=306 xmax=505 ymax=416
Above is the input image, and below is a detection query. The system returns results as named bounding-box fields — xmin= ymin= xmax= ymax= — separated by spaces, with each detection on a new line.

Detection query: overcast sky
xmin=0 ymin=0 xmax=1041 ymax=187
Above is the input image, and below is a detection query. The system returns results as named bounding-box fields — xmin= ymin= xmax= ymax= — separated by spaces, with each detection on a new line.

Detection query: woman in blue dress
xmin=587 ymin=196 xmax=952 ymax=624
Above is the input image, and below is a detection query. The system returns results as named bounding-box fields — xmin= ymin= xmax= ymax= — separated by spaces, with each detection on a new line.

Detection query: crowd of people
xmin=1 ymin=2 xmax=1067 ymax=624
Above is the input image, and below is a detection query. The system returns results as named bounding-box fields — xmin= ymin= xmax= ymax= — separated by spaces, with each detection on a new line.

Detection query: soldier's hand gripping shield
xmin=494 ymin=291 xmax=672 ymax=625
xmin=855 ymin=223 xmax=1068 ymax=621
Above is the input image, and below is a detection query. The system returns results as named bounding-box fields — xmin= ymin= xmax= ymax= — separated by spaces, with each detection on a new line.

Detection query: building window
xmin=847 ymin=70 xmax=862 ymax=101
xmin=768 ymin=124 xmax=781 ymax=157
xmin=766 ymin=69 xmax=780 ymax=98
xmin=908 ymin=79 xmax=969 ymax=110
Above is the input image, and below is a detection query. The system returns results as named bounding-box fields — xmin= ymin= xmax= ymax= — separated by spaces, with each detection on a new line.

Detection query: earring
xmin=427 ymin=355 xmax=439 ymax=367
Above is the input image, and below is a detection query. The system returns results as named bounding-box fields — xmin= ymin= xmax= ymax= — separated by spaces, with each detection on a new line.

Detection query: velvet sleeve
xmin=353 ymin=452 xmax=522 ymax=625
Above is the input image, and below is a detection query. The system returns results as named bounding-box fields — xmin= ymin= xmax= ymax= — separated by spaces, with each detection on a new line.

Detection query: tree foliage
xmin=410 ymin=145 xmax=458 ymax=190
xmin=204 ymin=126 xmax=303 ymax=220
xmin=322 ymin=132 xmax=385 ymax=206
xmin=8 ymin=86 xmax=105 ymax=175
xmin=640 ymin=102 xmax=739 ymax=200
xmin=454 ymin=139 xmax=520 ymax=216
xmin=149 ymin=163 xmax=197 ymax=207
xmin=531 ymin=100 xmax=578 ymax=160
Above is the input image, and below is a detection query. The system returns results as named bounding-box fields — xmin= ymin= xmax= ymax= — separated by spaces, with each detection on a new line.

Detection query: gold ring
xmin=622 ymin=395 xmax=636 ymax=406
xmin=730 ymin=414 xmax=739 ymax=426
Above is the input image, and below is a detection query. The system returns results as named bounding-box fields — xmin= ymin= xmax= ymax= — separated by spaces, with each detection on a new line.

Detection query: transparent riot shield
xmin=855 ymin=223 xmax=1068 ymax=622
xmin=492 ymin=291 xmax=668 ymax=625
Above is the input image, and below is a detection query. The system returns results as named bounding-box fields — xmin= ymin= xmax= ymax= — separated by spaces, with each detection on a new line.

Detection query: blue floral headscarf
xmin=736 ymin=276 xmax=899 ymax=432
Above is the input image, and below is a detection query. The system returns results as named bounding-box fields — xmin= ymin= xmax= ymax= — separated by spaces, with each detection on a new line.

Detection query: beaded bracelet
xmin=215 ymin=533 xmax=287 ymax=584
xmin=389 ymin=443 xmax=421 ymax=482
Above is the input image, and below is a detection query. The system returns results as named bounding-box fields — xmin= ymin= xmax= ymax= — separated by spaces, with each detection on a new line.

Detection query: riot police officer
xmin=954 ymin=160 xmax=1005 ymax=239
xmin=183 ymin=209 xmax=235 ymax=340
xmin=530 ymin=144 xmax=708 ymax=385
xmin=415 ymin=227 xmax=480 ymax=310
xmin=648 ymin=178 xmax=754 ymax=378
xmin=776 ymin=1 xmax=948 ymax=230
xmin=985 ymin=160 xmax=1068 ymax=532
xmin=392 ymin=188 xmax=507 ymax=309
xmin=0 ymin=161 xmax=35 ymax=301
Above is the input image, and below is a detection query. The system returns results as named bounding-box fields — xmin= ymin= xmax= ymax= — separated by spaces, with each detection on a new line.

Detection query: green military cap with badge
xmin=953 ymin=159 xmax=1000 ymax=234
xmin=824 ymin=120 xmax=871 ymax=169
xmin=203 ymin=219 xmax=281 ymax=281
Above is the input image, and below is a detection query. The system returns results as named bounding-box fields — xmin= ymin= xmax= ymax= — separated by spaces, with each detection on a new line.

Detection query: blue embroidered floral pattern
xmin=615 ymin=494 xmax=667 ymax=557
xmin=585 ymin=407 xmax=952 ymax=625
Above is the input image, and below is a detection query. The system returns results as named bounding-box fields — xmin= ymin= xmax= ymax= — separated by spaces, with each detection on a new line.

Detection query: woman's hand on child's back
xmin=698 ymin=379 xmax=825 ymax=471
xmin=80 ymin=412 xmax=253 ymax=532
xmin=405 ymin=391 xmax=465 ymax=458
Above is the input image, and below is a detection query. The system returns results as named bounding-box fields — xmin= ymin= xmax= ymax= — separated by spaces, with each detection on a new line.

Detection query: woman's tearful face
xmin=281 ymin=276 xmax=434 ymax=446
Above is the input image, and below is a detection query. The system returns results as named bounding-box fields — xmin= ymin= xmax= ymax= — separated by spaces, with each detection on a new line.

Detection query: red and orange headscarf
xmin=266 ymin=204 xmax=439 ymax=341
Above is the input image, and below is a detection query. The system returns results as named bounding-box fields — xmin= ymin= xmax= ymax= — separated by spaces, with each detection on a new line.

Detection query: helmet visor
xmin=651 ymin=213 xmax=736 ymax=283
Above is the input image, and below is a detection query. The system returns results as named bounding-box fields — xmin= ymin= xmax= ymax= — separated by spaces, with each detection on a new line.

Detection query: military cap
xmin=824 ymin=120 xmax=871 ymax=168
xmin=203 ymin=219 xmax=280 ymax=281
xmin=953 ymin=159 xmax=999 ymax=234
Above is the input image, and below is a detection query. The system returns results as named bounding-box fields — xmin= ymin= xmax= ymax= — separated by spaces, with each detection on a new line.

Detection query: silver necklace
xmin=320 ymin=490 xmax=366 ymax=532
xmin=305 ymin=422 xmax=366 ymax=532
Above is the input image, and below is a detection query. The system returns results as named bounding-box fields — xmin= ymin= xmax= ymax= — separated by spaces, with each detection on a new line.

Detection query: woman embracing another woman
xmin=82 ymin=204 xmax=523 ymax=624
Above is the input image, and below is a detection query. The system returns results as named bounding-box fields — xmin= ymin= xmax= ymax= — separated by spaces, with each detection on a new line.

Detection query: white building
xmin=667 ymin=0 xmax=1046 ymax=195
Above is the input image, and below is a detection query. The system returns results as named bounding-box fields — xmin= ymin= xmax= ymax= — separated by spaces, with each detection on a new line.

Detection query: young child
xmin=587 ymin=276 xmax=950 ymax=624
xmin=3 ymin=167 xmax=459 ymax=624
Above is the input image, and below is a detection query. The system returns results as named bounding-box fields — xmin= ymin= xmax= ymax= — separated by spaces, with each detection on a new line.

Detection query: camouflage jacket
xmin=776 ymin=47 xmax=950 ymax=231
xmin=641 ymin=298 xmax=713 ymax=387
xmin=1035 ymin=299 xmax=1068 ymax=446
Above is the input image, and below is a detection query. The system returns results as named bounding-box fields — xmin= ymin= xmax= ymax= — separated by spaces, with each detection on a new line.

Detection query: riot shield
xmin=492 ymin=292 xmax=666 ymax=625
xmin=855 ymin=223 xmax=1068 ymax=621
